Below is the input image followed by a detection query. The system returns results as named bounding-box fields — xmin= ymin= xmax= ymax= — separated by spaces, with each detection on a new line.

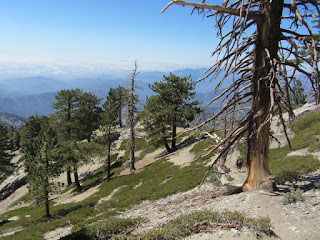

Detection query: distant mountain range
xmin=0 ymin=68 xmax=233 ymax=117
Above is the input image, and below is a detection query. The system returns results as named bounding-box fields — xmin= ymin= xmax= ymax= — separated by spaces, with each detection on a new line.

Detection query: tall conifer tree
xmin=0 ymin=123 xmax=12 ymax=179
xmin=141 ymin=73 xmax=202 ymax=153
xmin=52 ymin=88 xmax=82 ymax=185
xmin=98 ymin=88 xmax=119 ymax=180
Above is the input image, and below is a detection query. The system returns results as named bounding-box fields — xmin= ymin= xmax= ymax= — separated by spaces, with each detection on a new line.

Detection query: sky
xmin=0 ymin=0 xmax=219 ymax=79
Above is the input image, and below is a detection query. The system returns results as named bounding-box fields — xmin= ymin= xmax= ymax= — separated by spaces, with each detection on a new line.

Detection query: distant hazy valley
xmin=0 ymin=68 xmax=229 ymax=118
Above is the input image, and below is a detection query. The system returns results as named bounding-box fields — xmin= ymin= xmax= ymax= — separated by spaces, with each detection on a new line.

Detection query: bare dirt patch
xmin=53 ymin=184 xmax=100 ymax=206
xmin=116 ymin=178 xmax=320 ymax=240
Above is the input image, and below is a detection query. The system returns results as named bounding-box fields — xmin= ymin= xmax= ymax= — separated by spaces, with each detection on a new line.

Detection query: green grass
xmin=0 ymin=201 xmax=98 ymax=240
xmin=3 ymin=112 xmax=319 ymax=239
xmin=96 ymin=160 xmax=207 ymax=211
xmin=270 ymin=153 xmax=320 ymax=184
xmin=190 ymin=137 xmax=216 ymax=162
xmin=118 ymin=137 xmax=157 ymax=165
xmin=269 ymin=111 xmax=320 ymax=184
xmin=0 ymin=153 xmax=206 ymax=239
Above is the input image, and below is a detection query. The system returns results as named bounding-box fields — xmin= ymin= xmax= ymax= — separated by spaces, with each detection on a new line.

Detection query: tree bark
xmin=171 ymin=116 xmax=177 ymax=151
xmin=45 ymin=146 xmax=51 ymax=218
xmin=119 ymin=87 xmax=123 ymax=128
xmin=107 ymin=137 xmax=111 ymax=181
xmin=163 ymin=137 xmax=173 ymax=153
xmin=74 ymin=167 xmax=81 ymax=192
xmin=243 ymin=1 xmax=283 ymax=191
xmin=284 ymin=78 xmax=295 ymax=122
xmin=129 ymin=123 xmax=136 ymax=171
xmin=129 ymin=62 xmax=138 ymax=172
xmin=45 ymin=185 xmax=50 ymax=218
xmin=67 ymin=168 xmax=72 ymax=186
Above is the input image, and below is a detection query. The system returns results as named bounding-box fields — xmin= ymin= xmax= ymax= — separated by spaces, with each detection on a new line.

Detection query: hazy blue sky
xmin=0 ymin=0 xmax=218 ymax=78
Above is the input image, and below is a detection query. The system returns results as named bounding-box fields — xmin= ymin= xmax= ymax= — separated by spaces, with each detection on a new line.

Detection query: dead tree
xmin=162 ymin=0 xmax=319 ymax=191
xmin=127 ymin=61 xmax=140 ymax=173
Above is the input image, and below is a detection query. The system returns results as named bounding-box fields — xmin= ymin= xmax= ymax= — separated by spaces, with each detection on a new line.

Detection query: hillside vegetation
xmin=0 ymin=103 xmax=319 ymax=239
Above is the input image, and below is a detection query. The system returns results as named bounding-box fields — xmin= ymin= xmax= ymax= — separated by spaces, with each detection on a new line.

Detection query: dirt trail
xmin=116 ymin=173 xmax=320 ymax=240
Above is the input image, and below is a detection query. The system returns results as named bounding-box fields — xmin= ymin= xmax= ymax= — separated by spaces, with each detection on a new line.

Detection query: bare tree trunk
xmin=45 ymin=147 xmax=51 ymax=218
xmin=107 ymin=137 xmax=111 ymax=181
xmin=163 ymin=137 xmax=172 ymax=153
xmin=119 ymin=86 xmax=123 ymax=128
xmin=284 ymin=81 xmax=295 ymax=122
xmin=119 ymin=103 xmax=122 ymax=128
xmin=171 ymin=116 xmax=177 ymax=151
xmin=67 ymin=169 xmax=72 ymax=186
xmin=315 ymin=74 xmax=320 ymax=104
xmin=74 ymin=166 xmax=81 ymax=192
xmin=129 ymin=61 xmax=138 ymax=172
xmin=45 ymin=184 xmax=50 ymax=218
xmin=243 ymin=1 xmax=283 ymax=191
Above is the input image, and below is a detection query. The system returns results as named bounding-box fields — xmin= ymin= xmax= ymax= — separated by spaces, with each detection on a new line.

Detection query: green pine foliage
xmin=140 ymin=73 xmax=202 ymax=153
xmin=113 ymin=86 xmax=130 ymax=127
xmin=7 ymin=126 xmax=20 ymax=151
xmin=290 ymin=79 xmax=306 ymax=106
xmin=20 ymin=115 xmax=46 ymax=159
xmin=52 ymin=88 xmax=82 ymax=141
xmin=98 ymin=88 xmax=120 ymax=180
xmin=0 ymin=123 xmax=13 ymax=180
xmin=76 ymin=92 xmax=102 ymax=141
xmin=52 ymin=89 xmax=102 ymax=186
xmin=55 ymin=141 xmax=87 ymax=192
xmin=21 ymin=116 xmax=62 ymax=217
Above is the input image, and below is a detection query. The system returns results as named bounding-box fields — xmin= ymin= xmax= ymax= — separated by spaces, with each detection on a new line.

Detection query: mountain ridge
xmin=0 ymin=68 xmax=231 ymax=117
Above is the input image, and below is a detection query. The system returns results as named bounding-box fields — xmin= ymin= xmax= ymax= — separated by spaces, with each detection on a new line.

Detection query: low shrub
xmin=282 ymin=187 xmax=305 ymax=205
xmin=114 ymin=210 xmax=273 ymax=239
xmin=61 ymin=217 xmax=140 ymax=240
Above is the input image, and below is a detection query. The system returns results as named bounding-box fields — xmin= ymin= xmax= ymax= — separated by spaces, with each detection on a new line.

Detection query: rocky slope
xmin=0 ymin=103 xmax=319 ymax=240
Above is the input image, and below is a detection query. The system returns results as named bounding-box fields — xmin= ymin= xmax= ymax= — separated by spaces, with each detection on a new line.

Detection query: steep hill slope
xmin=0 ymin=103 xmax=319 ymax=240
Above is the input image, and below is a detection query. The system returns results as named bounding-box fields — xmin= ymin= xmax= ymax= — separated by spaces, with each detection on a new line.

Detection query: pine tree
xmin=98 ymin=88 xmax=119 ymax=180
xmin=52 ymin=88 xmax=82 ymax=185
xmin=21 ymin=116 xmax=61 ymax=217
xmin=140 ymin=73 xmax=202 ymax=153
xmin=55 ymin=141 xmax=83 ymax=192
xmin=76 ymin=92 xmax=102 ymax=141
xmin=291 ymin=79 xmax=306 ymax=106
xmin=7 ymin=126 xmax=20 ymax=151
xmin=0 ymin=123 xmax=12 ymax=179
xmin=52 ymin=88 xmax=82 ymax=141
xmin=114 ymin=86 xmax=130 ymax=128
xmin=20 ymin=115 xmax=44 ymax=158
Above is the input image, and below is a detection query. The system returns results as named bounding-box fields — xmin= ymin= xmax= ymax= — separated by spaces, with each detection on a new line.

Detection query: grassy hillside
xmin=0 ymin=108 xmax=319 ymax=239
xmin=269 ymin=111 xmax=320 ymax=184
